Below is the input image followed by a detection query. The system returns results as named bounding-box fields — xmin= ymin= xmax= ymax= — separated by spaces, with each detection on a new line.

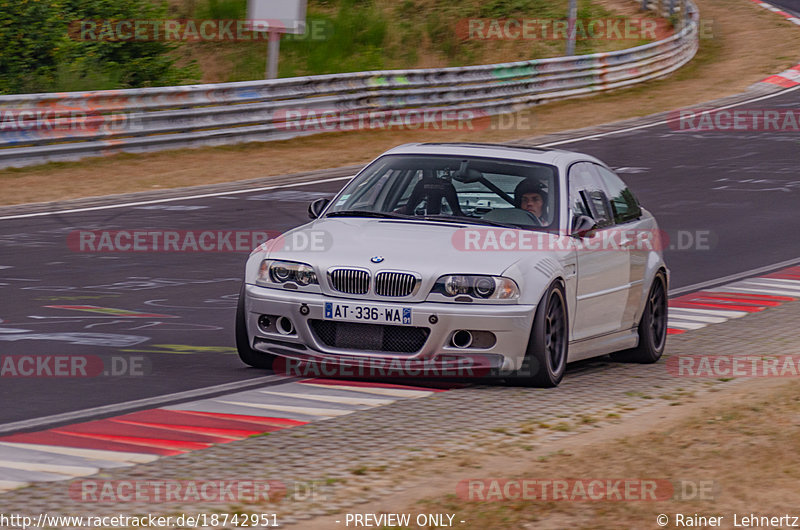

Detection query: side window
xmin=594 ymin=165 xmax=642 ymax=224
xmin=568 ymin=162 xmax=613 ymax=228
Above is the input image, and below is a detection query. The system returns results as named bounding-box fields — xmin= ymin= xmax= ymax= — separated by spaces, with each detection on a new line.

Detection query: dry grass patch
xmin=395 ymin=380 xmax=800 ymax=528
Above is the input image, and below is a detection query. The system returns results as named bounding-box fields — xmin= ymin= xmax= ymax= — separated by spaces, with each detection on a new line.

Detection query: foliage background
xmin=0 ymin=0 xmax=197 ymax=94
xmin=0 ymin=0 xmax=646 ymax=93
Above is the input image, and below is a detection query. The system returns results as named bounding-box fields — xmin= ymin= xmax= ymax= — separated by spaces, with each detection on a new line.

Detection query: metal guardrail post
xmin=267 ymin=31 xmax=281 ymax=79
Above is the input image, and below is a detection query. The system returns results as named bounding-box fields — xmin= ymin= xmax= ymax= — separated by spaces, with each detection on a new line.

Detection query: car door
xmin=568 ymin=162 xmax=632 ymax=340
xmin=593 ymin=163 xmax=647 ymax=329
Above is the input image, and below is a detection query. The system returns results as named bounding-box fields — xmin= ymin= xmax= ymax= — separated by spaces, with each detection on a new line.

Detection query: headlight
xmin=257 ymin=260 xmax=318 ymax=286
xmin=432 ymin=275 xmax=519 ymax=300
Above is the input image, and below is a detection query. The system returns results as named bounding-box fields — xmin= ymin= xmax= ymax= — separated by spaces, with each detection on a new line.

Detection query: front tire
xmin=516 ymin=282 xmax=568 ymax=387
xmin=610 ymin=272 xmax=667 ymax=364
xmin=236 ymin=284 xmax=275 ymax=369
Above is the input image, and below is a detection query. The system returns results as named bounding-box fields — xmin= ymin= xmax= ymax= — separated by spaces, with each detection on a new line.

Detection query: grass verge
xmin=391 ymin=378 xmax=800 ymax=529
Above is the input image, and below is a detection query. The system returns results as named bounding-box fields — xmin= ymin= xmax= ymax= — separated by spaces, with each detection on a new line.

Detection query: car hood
xmin=263 ymin=217 xmax=563 ymax=279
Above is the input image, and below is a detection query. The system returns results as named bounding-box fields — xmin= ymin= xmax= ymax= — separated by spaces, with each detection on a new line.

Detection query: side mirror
xmin=308 ymin=198 xmax=330 ymax=219
xmin=571 ymin=215 xmax=598 ymax=238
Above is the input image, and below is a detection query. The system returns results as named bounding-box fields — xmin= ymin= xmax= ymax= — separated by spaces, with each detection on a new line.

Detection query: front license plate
xmin=324 ymin=302 xmax=412 ymax=325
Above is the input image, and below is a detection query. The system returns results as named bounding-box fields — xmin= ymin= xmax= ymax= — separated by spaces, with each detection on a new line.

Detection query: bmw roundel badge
xmin=370 ymin=256 xmax=385 ymax=263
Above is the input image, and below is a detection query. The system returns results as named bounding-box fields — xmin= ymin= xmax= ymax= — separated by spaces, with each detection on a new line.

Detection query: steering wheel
xmin=521 ymin=209 xmax=542 ymax=226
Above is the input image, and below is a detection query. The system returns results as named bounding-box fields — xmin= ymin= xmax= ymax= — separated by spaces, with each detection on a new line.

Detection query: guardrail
xmin=0 ymin=1 xmax=698 ymax=169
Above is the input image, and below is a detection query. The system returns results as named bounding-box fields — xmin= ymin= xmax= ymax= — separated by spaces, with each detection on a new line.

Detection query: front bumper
xmin=244 ymin=283 xmax=535 ymax=374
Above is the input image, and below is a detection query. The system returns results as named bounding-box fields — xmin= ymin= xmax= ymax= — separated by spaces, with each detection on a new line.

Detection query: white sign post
xmin=247 ymin=0 xmax=308 ymax=79
xmin=566 ymin=0 xmax=577 ymax=56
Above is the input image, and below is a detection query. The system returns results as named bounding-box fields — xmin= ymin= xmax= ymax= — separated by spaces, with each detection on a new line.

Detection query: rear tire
xmin=610 ymin=272 xmax=667 ymax=364
xmin=516 ymin=282 xmax=568 ymax=387
xmin=236 ymin=284 xmax=275 ymax=369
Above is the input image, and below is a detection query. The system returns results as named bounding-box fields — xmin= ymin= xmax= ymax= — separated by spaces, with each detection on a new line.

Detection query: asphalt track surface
xmin=1 ymin=87 xmax=799 ymax=426
xmin=767 ymin=0 xmax=800 ymax=17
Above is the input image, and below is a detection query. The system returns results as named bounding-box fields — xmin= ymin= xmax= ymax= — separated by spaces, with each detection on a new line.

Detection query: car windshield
xmin=326 ymin=154 xmax=559 ymax=230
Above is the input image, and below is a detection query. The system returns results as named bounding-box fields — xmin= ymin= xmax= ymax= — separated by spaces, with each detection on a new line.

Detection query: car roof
xmin=382 ymin=142 xmax=600 ymax=166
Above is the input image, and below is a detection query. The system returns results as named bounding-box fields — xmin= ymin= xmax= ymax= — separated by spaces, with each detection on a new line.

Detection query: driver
xmin=514 ymin=179 xmax=548 ymax=224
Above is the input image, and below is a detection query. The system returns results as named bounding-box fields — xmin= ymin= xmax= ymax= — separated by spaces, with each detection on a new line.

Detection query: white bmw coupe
xmin=237 ymin=143 xmax=668 ymax=387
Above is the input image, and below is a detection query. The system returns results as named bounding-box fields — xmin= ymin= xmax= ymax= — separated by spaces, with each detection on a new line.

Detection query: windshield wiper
xmin=420 ymin=215 xmax=522 ymax=229
xmin=326 ymin=210 xmax=413 ymax=219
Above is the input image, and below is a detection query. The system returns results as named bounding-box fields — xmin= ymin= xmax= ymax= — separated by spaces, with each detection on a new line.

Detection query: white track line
xmin=257 ymin=390 xmax=395 ymax=406
xmin=664 ymin=311 xmax=728 ymax=323
xmin=0 ymin=442 xmax=155 ymax=464
xmin=538 ymin=85 xmax=800 ymax=147
xmin=217 ymin=400 xmax=354 ymax=418
xmin=0 ymin=480 xmax=28 ymax=492
xmin=720 ymin=279 xmax=800 ymax=289
xmin=738 ymin=278 xmax=800 ymax=286
xmin=0 ymin=459 xmax=98 ymax=477
xmin=719 ymin=285 xmax=800 ymax=297
xmin=300 ymin=382 xmax=434 ymax=398
xmin=733 ymin=280 xmax=800 ymax=291
xmin=0 ymin=444 xmax=129 ymax=470
xmin=666 ymin=306 xmax=748 ymax=318
xmin=666 ymin=320 xmax=707 ymax=330
xmin=0 ymin=176 xmax=353 ymax=221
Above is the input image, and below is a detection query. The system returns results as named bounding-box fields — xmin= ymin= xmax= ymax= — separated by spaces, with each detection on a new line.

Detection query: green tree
xmin=0 ymin=0 xmax=68 ymax=93
xmin=0 ymin=0 xmax=197 ymax=94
